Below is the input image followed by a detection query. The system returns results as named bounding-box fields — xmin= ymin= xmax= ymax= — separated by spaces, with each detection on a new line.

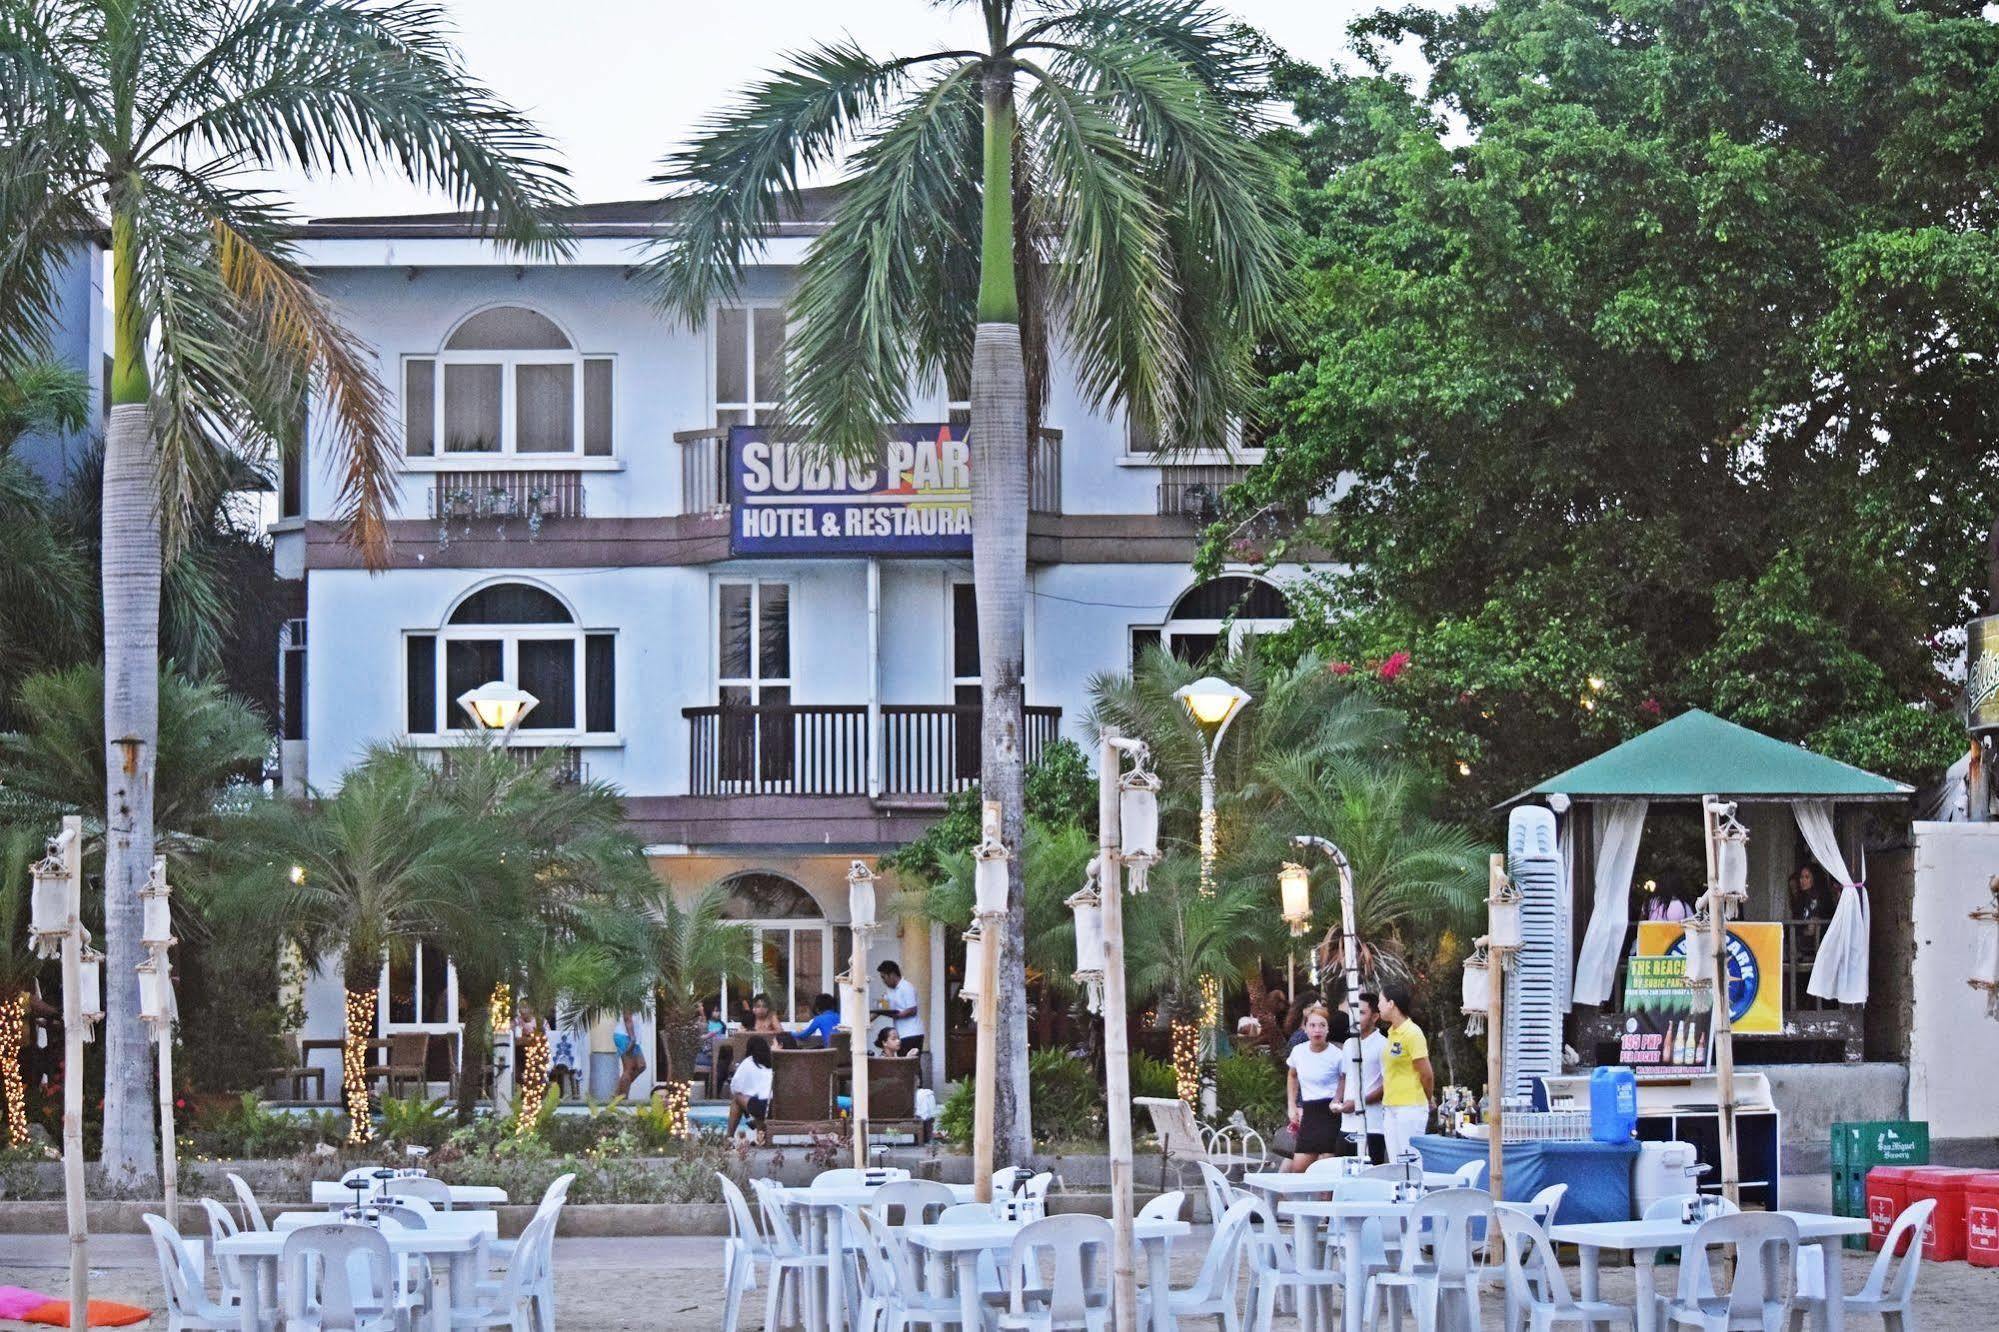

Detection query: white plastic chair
xmin=1243 ymin=1195 xmax=1353 ymax=1332
xmin=1656 ymin=1212 xmax=1798 ymax=1332
xmin=1139 ymin=1197 xmax=1255 ymax=1332
xmin=939 ymin=1202 xmax=996 ymax=1225
xmin=1451 ymin=1159 xmax=1488 ymax=1189
xmin=719 ymin=1175 xmax=771 ymax=1332
xmin=994 ymin=1166 xmax=1030 ymax=1197
xmin=1196 ymin=1161 xmax=1238 ymax=1225
xmin=226 ymin=1172 xmax=270 ymax=1232
xmin=1522 ymin=1183 xmax=1568 ymax=1227
xmin=1363 ymin=1187 xmax=1494 ymax=1332
xmin=279 ymin=1223 xmax=401 ymax=1332
xmin=451 ymin=1207 xmax=555 ymax=1332
xmin=1791 ymin=1197 xmax=1935 ymax=1330
xmin=850 ymin=1206 xmax=971 ymax=1332
xmin=997 ymin=1213 xmax=1112 ymax=1332
xmin=1137 ymin=1190 xmax=1186 ymax=1222
xmin=1003 ymin=1171 xmax=1055 ymax=1221
xmin=385 ymin=1173 xmax=456 ymax=1211
xmin=1498 ymin=1210 xmax=1636 ymax=1331
xmin=143 ymin=1214 xmax=243 ymax=1332
xmin=484 ymin=1172 xmax=574 ymax=1271
xmin=751 ymin=1177 xmax=835 ymax=1332
xmin=871 ymin=1178 xmax=958 ymax=1228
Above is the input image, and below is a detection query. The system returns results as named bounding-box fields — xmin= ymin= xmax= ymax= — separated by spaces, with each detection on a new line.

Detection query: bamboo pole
xmin=1703 ymin=797 xmax=1741 ymax=1208
xmin=1099 ymin=734 xmax=1138 ymax=1332
xmin=972 ymin=801 xmax=1003 ymax=1205
xmin=1487 ymin=854 xmax=1506 ymax=1201
xmin=57 ymin=816 xmax=86 ymax=1332
xmin=150 ymin=857 xmax=177 ymax=1230
xmin=850 ymin=937 xmax=871 ymax=1169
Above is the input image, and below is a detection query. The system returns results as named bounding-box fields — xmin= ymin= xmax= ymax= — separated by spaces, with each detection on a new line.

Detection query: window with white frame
xmin=716 ymin=580 xmax=791 ymax=781
xmin=383 ymin=941 xmax=457 ymax=1029
xmin=403 ymin=306 xmax=613 ymax=458
xmin=717 ymin=872 xmax=834 ymax=1026
xmin=1133 ymin=575 xmax=1292 ymax=666
xmin=403 ymin=582 xmax=615 ymax=736
xmin=713 ymin=305 xmax=787 ymax=428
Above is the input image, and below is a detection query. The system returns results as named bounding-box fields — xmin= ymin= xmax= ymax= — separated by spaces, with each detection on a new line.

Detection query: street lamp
xmin=1277 ymin=861 xmax=1313 ymax=1006
xmin=1173 ymin=678 xmax=1250 ymax=1116
xmin=845 ymin=860 xmax=878 ymax=1168
xmin=456 ymin=680 xmax=538 ymax=734
xmin=1066 ymin=859 xmax=1107 ymax=1015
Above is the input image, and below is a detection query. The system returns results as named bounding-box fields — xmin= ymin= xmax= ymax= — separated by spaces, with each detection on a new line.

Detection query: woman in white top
xmin=1282 ymin=1005 xmax=1343 ymax=1173
xmin=725 ymin=1035 xmax=774 ymax=1139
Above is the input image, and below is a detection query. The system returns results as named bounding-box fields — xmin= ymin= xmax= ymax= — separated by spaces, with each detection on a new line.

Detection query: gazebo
xmin=1514 ymin=709 xmax=1911 ymax=1064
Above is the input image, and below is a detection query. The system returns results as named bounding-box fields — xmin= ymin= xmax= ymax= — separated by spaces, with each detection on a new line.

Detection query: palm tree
xmin=207 ymin=747 xmax=519 ymax=1143
xmin=0 ymin=827 xmax=49 ymax=1146
xmin=0 ymin=0 xmax=572 ymax=1188
xmin=647 ymin=0 xmax=1292 ymax=1158
xmin=917 ymin=817 xmax=1096 ymax=1001
xmin=1120 ymin=854 xmax=1267 ymax=1100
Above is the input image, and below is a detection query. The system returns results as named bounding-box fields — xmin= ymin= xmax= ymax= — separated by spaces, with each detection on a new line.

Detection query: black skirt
xmin=1297 ymin=1098 xmax=1340 ymax=1154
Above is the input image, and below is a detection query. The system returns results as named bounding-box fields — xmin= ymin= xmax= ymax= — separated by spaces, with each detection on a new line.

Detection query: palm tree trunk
xmin=971 ymin=59 xmax=1032 ymax=1164
xmin=100 ymin=394 xmax=161 ymax=1193
xmin=455 ymin=993 xmax=492 ymax=1125
xmin=343 ymin=985 xmax=376 ymax=1144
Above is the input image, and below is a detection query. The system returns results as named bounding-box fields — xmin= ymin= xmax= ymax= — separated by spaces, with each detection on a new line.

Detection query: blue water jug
xmin=1590 ymin=1066 xmax=1638 ymax=1142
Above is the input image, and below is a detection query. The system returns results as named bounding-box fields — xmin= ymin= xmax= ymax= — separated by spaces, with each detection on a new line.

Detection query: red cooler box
xmin=1867 ymin=1165 xmax=1922 ymax=1251
xmin=1966 ymin=1172 xmax=1999 ymax=1269
xmin=1908 ymin=1167 xmax=1976 ymax=1262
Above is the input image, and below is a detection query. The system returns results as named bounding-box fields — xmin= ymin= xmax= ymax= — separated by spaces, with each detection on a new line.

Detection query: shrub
xmin=936 ymin=1080 xmax=974 ymax=1143
xmin=1214 ymin=1053 xmax=1286 ymax=1130
xmin=1028 ymin=1049 xmax=1102 ymax=1142
xmin=188 ymin=1093 xmax=343 ymax=1159
xmin=378 ymin=1093 xmax=452 ymax=1150
xmin=1128 ymin=1053 xmax=1178 ymax=1102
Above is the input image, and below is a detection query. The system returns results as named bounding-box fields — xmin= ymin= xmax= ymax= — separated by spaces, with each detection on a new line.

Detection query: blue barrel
xmin=1590 ymin=1066 xmax=1639 ymax=1142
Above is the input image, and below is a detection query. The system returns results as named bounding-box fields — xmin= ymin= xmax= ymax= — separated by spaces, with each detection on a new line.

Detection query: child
xmin=874 ymin=1027 xmax=908 ymax=1057
xmin=726 ymin=1035 xmax=773 ymax=1139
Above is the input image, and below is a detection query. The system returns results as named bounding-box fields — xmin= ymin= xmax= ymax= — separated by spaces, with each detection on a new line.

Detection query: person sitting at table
xmin=693 ymin=998 xmax=725 ymax=1080
xmin=1281 ymin=1005 xmax=1342 ymax=1174
xmin=875 ymin=1026 xmax=914 ymax=1057
xmin=749 ymin=993 xmax=786 ymax=1037
xmin=726 ymin=1035 xmax=773 ymax=1139
xmin=794 ymin=993 xmax=840 ymax=1048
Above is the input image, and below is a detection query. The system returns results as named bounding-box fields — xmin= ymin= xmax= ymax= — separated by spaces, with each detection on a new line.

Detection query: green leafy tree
xmin=1224 ymin=0 xmax=1995 ymax=814
xmin=584 ymin=886 xmax=753 ymax=1097
xmin=0 ymin=0 xmax=572 ymax=1188
xmin=647 ymin=0 xmax=1293 ymax=1160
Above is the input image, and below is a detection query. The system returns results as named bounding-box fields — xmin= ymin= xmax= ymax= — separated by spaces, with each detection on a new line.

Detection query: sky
xmin=265 ymin=0 xmax=1415 ymax=220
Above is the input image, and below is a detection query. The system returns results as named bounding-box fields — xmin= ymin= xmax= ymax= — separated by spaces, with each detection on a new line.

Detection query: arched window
xmin=403 ymin=580 xmax=616 ymax=737
xmin=1132 ymin=575 xmax=1293 ymax=666
xmin=717 ymin=872 xmax=833 ymax=1024
xmin=403 ymin=306 xmax=613 ymax=458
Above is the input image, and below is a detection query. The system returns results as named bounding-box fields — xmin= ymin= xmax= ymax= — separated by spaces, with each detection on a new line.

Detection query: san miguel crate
xmin=1835 ymin=1121 xmax=1930 ymax=1172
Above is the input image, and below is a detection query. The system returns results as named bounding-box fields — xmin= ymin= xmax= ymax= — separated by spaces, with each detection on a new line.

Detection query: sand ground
xmin=4 ymin=1177 xmax=1996 ymax=1330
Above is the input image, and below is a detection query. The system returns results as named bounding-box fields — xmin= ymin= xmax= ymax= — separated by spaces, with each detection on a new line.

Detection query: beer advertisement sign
xmin=1617 ymin=922 xmax=1785 ymax=1068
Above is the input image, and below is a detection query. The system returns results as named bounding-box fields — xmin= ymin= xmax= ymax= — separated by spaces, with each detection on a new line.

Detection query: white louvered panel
xmin=1505 ymin=806 xmax=1565 ymax=1099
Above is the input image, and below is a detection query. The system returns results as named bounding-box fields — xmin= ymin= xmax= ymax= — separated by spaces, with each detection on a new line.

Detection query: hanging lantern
xmin=1488 ymin=874 xmax=1524 ymax=951
xmin=1066 ymin=872 xmax=1106 ymax=1016
xmin=973 ymin=836 xmax=1009 ymax=918
xmin=142 ymin=858 xmax=173 ymax=949
xmin=1683 ymin=914 xmax=1715 ymax=990
xmin=1119 ymin=768 xmax=1161 ymax=865
xmin=847 ymin=859 xmax=878 ymax=934
xmin=1460 ymin=944 xmax=1492 ymax=1037
xmin=138 ymin=959 xmax=172 ymax=1024
xmin=1279 ymin=862 xmax=1313 ymax=937
xmin=29 ymin=851 xmax=69 ymax=959
xmin=960 ymin=926 xmax=985 ymax=1007
xmin=77 ymin=948 xmax=104 ymax=1024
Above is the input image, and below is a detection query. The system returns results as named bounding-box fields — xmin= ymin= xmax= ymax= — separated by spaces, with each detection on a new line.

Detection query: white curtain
xmin=1798 ymin=800 xmax=1870 ymax=1004
xmin=1573 ymin=800 xmax=1649 ymax=1007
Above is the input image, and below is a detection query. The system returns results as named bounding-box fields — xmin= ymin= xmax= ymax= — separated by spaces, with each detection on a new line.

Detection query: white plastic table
xmin=1281 ymin=1194 xmax=1535 ymax=1332
xmin=1550 ymin=1211 xmax=1870 ymax=1332
xmin=276 ymin=1208 xmax=499 ymax=1237
xmin=311 ymin=1180 xmax=509 ymax=1207
xmin=903 ymin=1215 xmax=1189 ymax=1332
xmin=1240 ymin=1168 xmax=1457 ymax=1199
xmin=214 ymin=1220 xmax=482 ymax=1332
xmin=779 ymin=1179 xmax=981 ymax=1332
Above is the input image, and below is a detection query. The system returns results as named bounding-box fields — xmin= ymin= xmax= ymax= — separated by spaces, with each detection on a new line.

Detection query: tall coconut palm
xmin=207 ymin=746 xmax=519 ymax=1142
xmin=0 ymin=0 xmax=571 ymax=1188
xmin=647 ymin=0 xmax=1292 ymax=1159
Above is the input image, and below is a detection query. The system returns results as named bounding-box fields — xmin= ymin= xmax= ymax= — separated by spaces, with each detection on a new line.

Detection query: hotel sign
xmin=729 ymin=424 xmax=973 ymax=556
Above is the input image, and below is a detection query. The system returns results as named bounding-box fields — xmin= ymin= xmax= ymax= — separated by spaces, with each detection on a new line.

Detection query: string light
xmin=343 ymin=989 xmax=375 ymax=1144
xmin=514 ymin=1025 xmax=550 ymax=1133
xmin=1198 ymin=806 xmax=1217 ymax=899
xmin=657 ymin=1080 xmax=691 ymax=1138
xmin=1171 ymin=1019 xmax=1200 ymax=1105
xmin=0 ymin=994 xmax=26 ymax=1147
xmin=489 ymin=984 xmax=511 ymax=1036
xmin=1200 ymin=975 xmax=1221 ymax=1031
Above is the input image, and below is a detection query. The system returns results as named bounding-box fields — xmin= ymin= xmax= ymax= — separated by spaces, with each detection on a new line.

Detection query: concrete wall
xmin=1765 ymin=1062 xmax=1908 ymax=1171
xmin=1908 ymin=822 xmax=1999 ymax=1145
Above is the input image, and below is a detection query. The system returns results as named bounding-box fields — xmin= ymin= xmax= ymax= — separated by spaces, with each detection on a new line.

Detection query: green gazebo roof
xmin=1516 ymin=709 xmax=1912 ymax=802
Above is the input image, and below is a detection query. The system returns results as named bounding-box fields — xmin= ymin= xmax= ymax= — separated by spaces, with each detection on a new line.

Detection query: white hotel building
xmin=277 ymin=193 xmax=1301 ymax=1094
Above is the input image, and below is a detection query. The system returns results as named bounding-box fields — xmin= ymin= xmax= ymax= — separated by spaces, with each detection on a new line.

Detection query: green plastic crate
xmin=1835 ymin=1120 xmax=1930 ymax=1172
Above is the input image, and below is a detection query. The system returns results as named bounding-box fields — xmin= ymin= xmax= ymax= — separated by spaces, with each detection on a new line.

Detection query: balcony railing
xmin=683 ymin=702 xmax=1063 ymax=797
xmin=675 ymin=426 xmax=1064 ymax=516
xmin=430 ymin=470 xmax=586 ymax=522
xmin=435 ymin=744 xmax=586 ymax=784
xmin=1156 ymin=465 xmax=1248 ymax=519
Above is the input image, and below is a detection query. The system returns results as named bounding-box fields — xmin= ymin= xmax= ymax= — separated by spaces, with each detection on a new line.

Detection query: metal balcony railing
xmin=683 ymin=702 xmax=1063 ymax=797
xmin=429 ymin=470 xmax=586 ymax=522
xmin=1156 ymin=465 xmax=1248 ymax=519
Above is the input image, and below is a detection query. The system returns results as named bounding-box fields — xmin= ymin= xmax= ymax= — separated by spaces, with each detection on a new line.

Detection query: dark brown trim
xmin=304 ymin=512 xmax=1214 ymax=569
xmin=624 ymin=795 xmax=941 ymax=849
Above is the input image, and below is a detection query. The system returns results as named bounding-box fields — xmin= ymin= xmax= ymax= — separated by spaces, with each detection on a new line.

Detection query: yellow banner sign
xmin=1634 ymin=921 xmax=1784 ymax=1036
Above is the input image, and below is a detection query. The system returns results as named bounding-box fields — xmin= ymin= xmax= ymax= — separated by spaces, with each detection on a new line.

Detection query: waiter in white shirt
xmin=875 ymin=960 xmax=925 ymax=1057
xmin=1336 ymin=990 xmax=1389 ymax=1163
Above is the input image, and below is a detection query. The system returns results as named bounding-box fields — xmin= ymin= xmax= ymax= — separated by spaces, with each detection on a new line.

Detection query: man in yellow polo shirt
xmin=1378 ymin=982 xmax=1434 ymax=1164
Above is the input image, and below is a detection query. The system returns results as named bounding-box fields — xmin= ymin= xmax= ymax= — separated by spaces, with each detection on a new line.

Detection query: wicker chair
xmin=765 ymin=1048 xmax=841 ymax=1137
xmin=866 ymin=1055 xmax=928 ymax=1143
xmin=376 ymin=1032 xmax=431 ymax=1097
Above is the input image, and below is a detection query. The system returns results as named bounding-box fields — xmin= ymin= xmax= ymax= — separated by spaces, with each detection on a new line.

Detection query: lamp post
xmin=1701 ymin=796 xmax=1750 ymax=1207
xmin=139 ymin=856 xmax=179 ymax=1228
xmin=1173 ymin=678 xmax=1250 ymax=1117
xmin=1483 ymin=854 xmax=1523 ymax=1199
xmin=31 ymin=817 xmax=90 ymax=1332
xmin=456 ymin=680 xmax=538 ymax=736
xmin=1291 ymin=835 xmax=1364 ymax=1158
xmin=970 ymin=802 xmax=1010 ymax=1204
xmin=846 ymin=860 xmax=878 ymax=1168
